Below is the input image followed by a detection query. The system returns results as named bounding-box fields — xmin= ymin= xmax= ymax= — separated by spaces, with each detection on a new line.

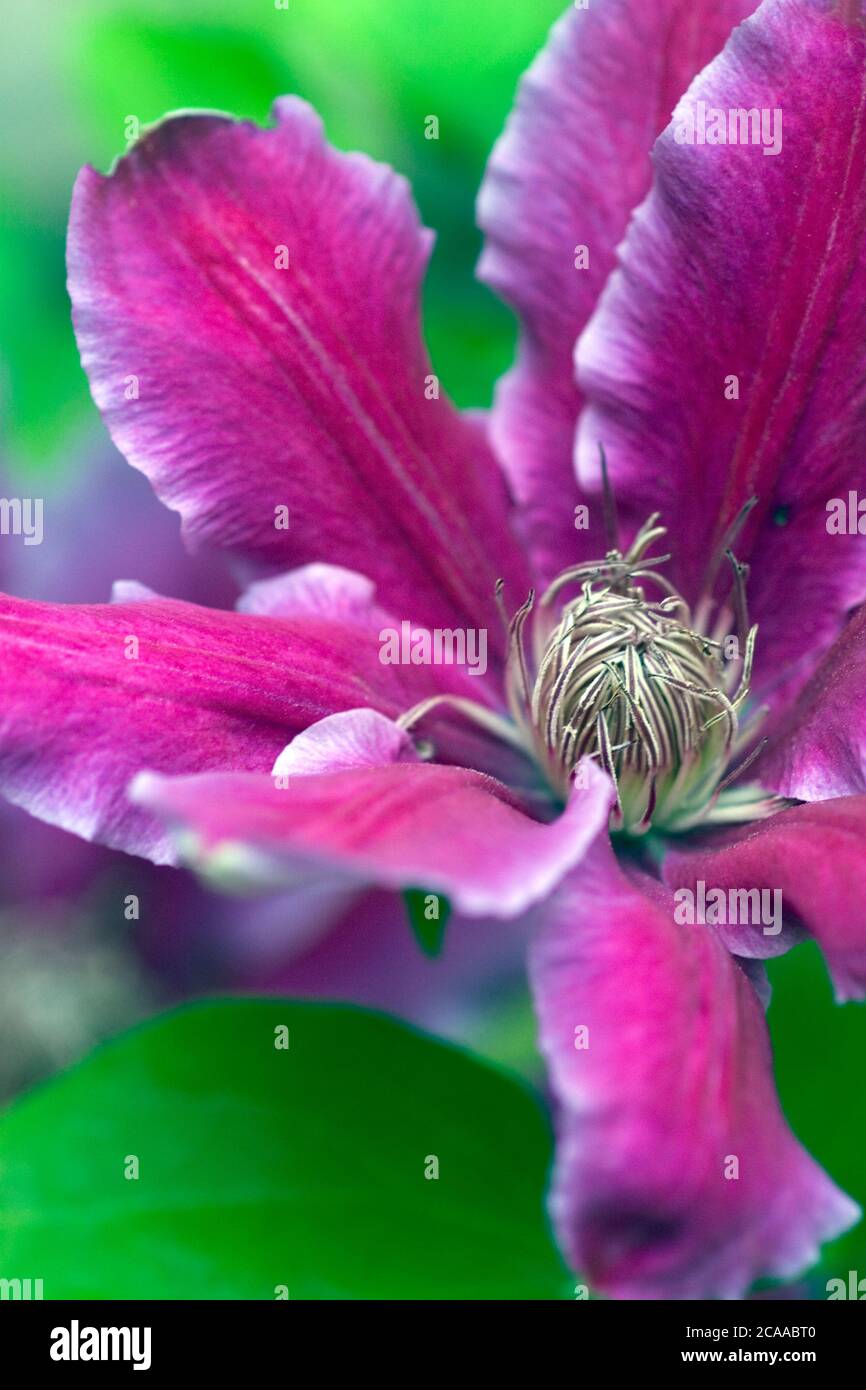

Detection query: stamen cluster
xmin=400 ymin=503 xmax=772 ymax=834
xmin=504 ymin=515 xmax=757 ymax=831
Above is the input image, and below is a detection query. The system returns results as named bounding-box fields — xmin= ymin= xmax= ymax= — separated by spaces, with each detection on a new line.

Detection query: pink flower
xmin=2 ymin=0 xmax=866 ymax=1296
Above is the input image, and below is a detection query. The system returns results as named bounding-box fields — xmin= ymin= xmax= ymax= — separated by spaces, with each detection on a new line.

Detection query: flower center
xmin=501 ymin=513 xmax=761 ymax=833
xmin=398 ymin=489 xmax=777 ymax=835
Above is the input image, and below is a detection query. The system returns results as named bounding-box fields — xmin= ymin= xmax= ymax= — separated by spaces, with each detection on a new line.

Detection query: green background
xmin=0 ymin=0 xmax=863 ymax=1299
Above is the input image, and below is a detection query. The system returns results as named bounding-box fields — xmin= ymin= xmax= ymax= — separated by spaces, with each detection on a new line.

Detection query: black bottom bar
xmin=0 ymin=1296 xmax=861 ymax=1375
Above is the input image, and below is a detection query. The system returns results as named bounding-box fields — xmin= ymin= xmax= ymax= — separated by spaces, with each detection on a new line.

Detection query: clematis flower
xmin=2 ymin=0 xmax=866 ymax=1297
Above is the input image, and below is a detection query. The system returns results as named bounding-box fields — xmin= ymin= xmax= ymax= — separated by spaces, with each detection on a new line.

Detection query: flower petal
xmin=576 ymin=0 xmax=866 ymax=710
xmin=530 ymin=829 xmax=858 ymax=1298
xmin=130 ymin=744 xmax=614 ymax=918
xmin=236 ymin=563 xmax=392 ymax=624
xmin=272 ymin=708 xmax=418 ymax=777
xmin=664 ymin=797 xmax=866 ymax=1002
xmin=68 ymin=97 xmax=525 ymax=639
xmin=477 ymin=0 xmax=756 ymax=585
xmin=757 ymin=604 xmax=866 ymax=799
xmin=0 ymin=585 xmax=493 ymax=862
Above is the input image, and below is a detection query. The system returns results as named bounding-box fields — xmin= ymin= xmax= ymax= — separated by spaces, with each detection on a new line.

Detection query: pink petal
xmin=758 ymin=604 xmax=866 ymax=799
xmin=477 ymin=0 xmax=756 ymax=585
xmin=576 ymin=0 xmax=866 ymax=713
xmin=271 ymin=708 xmax=418 ymax=777
xmin=68 ymin=97 xmax=526 ymax=639
xmin=0 ymin=583 xmax=495 ymax=863
xmin=530 ymin=829 xmax=858 ymax=1298
xmin=130 ymin=741 xmax=613 ymax=917
xmin=664 ymin=797 xmax=866 ymax=1002
xmin=236 ymin=563 xmax=392 ymax=625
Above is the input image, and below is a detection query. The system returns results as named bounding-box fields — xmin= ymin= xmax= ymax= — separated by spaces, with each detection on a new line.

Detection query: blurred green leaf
xmin=768 ymin=944 xmax=866 ymax=1287
xmin=68 ymin=16 xmax=297 ymax=166
xmin=0 ymin=215 xmax=89 ymax=471
xmin=0 ymin=999 xmax=569 ymax=1299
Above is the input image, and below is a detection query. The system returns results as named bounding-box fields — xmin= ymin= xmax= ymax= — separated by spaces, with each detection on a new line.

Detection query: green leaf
xmin=768 ymin=945 xmax=866 ymax=1286
xmin=402 ymin=888 xmax=452 ymax=957
xmin=0 ymin=1000 xmax=569 ymax=1300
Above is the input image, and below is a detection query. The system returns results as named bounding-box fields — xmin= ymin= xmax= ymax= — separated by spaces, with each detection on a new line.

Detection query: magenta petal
xmin=665 ymin=797 xmax=866 ymax=1002
xmin=758 ymin=604 xmax=866 ymax=799
xmin=478 ymin=0 xmax=756 ymax=585
xmin=130 ymin=746 xmax=613 ymax=917
xmin=577 ymin=0 xmax=866 ymax=711
xmin=0 ymin=587 xmax=490 ymax=862
xmin=530 ymin=830 xmax=858 ymax=1298
xmin=68 ymin=97 xmax=526 ymax=637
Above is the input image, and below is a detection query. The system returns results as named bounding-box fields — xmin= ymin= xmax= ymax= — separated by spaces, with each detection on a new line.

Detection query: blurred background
xmin=0 ymin=0 xmax=862 ymax=1298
